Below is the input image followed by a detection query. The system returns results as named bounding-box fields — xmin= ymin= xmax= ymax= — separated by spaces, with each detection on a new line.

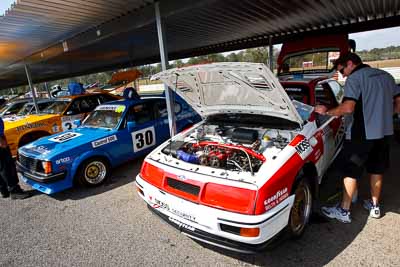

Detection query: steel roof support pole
xmin=24 ymin=64 xmax=39 ymax=113
xmin=44 ymin=82 xmax=52 ymax=98
xmin=268 ymin=36 xmax=274 ymax=72
xmin=155 ymin=1 xmax=176 ymax=137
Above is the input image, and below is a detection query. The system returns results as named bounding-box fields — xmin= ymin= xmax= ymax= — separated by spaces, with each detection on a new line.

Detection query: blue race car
xmin=16 ymin=94 xmax=201 ymax=194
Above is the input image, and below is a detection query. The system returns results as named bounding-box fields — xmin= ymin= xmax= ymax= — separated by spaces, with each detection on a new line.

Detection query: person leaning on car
xmin=315 ymin=52 xmax=400 ymax=223
xmin=0 ymin=117 xmax=32 ymax=199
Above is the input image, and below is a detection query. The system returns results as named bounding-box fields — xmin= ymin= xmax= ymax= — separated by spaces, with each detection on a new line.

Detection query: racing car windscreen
xmin=281 ymin=49 xmax=340 ymax=75
xmin=41 ymin=100 xmax=70 ymax=114
xmin=206 ymin=113 xmax=299 ymax=130
xmin=83 ymin=108 xmax=123 ymax=129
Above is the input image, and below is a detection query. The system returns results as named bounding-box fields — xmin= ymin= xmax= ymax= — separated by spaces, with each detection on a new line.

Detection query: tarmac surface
xmin=1 ymin=142 xmax=400 ymax=266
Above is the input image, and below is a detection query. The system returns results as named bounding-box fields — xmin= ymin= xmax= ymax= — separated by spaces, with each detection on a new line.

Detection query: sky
xmin=1 ymin=0 xmax=399 ymax=51
xmin=0 ymin=0 xmax=14 ymax=16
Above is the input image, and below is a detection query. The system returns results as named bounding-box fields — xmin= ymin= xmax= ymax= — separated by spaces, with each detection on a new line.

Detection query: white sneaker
xmin=363 ymin=199 xmax=381 ymax=219
xmin=321 ymin=205 xmax=352 ymax=223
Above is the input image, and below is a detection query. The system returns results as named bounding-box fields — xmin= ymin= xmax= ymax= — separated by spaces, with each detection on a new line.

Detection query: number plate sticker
xmin=61 ymin=115 xmax=83 ymax=131
xmin=49 ymin=132 xmax=82 ymax=143
xmin=295 ymin=138 xmax=313 ymax=160
xmin=132 ymin=126 xmax=156 ymax=152
xmin=154 ymin=198 xmax=196 ymax=223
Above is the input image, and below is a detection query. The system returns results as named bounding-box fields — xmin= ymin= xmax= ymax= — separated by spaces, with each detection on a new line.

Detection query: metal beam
xmin=24 ymin=64 xmax=39 ymax=113
xmin=44 ymin=82 xmax=52 ymax=98
xmin=155 ymin=1 xmax=176 ymax=137
xmin=268 ymin=36 xmax=273 ymax=71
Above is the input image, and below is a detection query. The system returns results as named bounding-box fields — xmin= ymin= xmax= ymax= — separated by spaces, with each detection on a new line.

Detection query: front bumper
xmin=16 ymin=161 xmax=70 ymax=194
xmin=136 ymin=175 xmax=294 ymax=254
xmin=16 ymin=161 xmax=66 ymax=183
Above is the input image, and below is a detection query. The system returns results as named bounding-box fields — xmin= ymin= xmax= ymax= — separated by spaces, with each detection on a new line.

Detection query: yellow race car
xmin=3 ymin=92 xmax=119 ymax=156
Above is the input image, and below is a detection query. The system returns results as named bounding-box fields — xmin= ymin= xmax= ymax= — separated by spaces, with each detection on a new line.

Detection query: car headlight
xmin=41 ymin=161 xmax=52 ymax=174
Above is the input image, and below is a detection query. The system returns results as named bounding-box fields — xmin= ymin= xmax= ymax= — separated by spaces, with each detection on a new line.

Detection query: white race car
xmin=136 ymin=62 xmax=344 ymax=253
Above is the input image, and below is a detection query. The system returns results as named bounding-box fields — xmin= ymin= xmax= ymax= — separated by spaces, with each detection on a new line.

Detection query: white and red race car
xmin=136 ymin=62 xmax=344 ymax=253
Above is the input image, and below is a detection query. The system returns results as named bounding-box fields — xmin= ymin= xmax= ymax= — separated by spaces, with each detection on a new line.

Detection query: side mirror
xmin=5 ymin=111 xmax=11 ymax=115
xmin=127 ymin=121 xmax=136 ymax=132
xmin=73 ymin=119 xmax=81 ymax=127
xmin=66 ymin=111 xmax=73 ymax=115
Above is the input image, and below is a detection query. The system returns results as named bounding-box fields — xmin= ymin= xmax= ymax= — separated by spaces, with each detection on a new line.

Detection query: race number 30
xmin=132 ymin=126 xmax=156 ymax=152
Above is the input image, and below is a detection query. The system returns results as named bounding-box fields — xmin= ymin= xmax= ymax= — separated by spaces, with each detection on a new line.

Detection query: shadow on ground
xmin=50 ymin=156 xmax=144 ymax=201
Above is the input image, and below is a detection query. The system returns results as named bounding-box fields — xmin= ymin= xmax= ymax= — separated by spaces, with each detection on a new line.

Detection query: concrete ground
xmin=1 ymin=143 xmax=400 ymax=267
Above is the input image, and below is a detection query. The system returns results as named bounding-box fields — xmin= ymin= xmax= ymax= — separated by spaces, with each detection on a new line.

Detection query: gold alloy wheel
xmin=84 ymin=161 xmax=107 ymax=185
xmin=289 ymin=180 xmax=312 ymax=235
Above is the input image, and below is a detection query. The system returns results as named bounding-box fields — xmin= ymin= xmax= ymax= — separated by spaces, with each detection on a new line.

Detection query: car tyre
xmin=287 ymin=178 xmax=313 ymax=239
xmin=76 ymin=158 xmax=110 ymax=187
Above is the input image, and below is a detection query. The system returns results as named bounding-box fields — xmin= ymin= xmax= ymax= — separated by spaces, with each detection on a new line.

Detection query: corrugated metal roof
xmin=0 ymin=0 xmax=399 ymax=89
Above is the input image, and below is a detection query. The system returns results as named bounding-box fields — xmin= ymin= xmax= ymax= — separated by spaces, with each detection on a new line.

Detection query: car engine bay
xmin=162 ymin=123 xmax=295 ymax=174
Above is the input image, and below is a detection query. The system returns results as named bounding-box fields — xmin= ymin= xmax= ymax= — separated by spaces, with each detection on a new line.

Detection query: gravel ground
xmin=1 ymin=144 xmax=400 ymax=267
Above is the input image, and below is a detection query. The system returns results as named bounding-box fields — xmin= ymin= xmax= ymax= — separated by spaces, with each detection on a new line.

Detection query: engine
xmin=162 ymin=124 xmax=293 ymax=173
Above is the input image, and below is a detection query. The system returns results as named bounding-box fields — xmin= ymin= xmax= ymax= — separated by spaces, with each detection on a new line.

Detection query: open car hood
xmin=152 ymin=62 xmax=303 ymax=125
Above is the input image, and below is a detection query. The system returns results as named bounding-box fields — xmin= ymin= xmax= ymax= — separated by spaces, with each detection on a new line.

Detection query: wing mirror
xmin=127 ymin=121 xmax=136 ymax=132
xmin=73 ymin=119 xmax=81 ymax=127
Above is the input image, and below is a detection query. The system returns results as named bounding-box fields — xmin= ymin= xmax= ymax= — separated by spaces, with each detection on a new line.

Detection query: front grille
xmin=19 ymin=154 xmax=42 ymax=173
xmin=166 ymin=177 xmax=200 ymax=197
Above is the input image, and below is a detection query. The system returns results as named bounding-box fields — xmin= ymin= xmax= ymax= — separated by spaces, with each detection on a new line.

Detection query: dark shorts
xmin=335 ymin=137 xmax=391 ymax=180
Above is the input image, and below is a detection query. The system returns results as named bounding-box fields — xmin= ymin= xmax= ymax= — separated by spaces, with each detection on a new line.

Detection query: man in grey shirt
xmin=315 ymin=52 xmax=400 ymax=223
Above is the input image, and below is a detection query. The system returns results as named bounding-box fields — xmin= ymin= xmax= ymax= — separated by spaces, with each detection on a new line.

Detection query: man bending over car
xmin=315 ymin=52 xmax=400 ymax=223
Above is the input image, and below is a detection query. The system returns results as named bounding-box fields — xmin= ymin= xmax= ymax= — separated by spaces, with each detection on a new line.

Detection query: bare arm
xmin=315 ymin=100 xmax=356 ymax=116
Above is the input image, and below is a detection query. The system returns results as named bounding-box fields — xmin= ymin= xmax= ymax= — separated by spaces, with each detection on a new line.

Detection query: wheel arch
xmin=291 ymin=162 xmax=319 ymax=198
xmin=18 ymin=130 xmax=52 ymax=148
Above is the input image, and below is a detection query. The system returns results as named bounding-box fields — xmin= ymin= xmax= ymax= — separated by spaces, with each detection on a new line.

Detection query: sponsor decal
xmin=92 ymin=135 xmax=117 ymax=148
xmin=49 ymin=132 xmax=82 ymax=143
xmin=295 ymin=139 xmax=312 ymax=160
xmin=284 ymin=87 xmax=303 ymax=92
xmin=95 ymin=105 xmax=126 ymax=113
xmin=132 ymin=126 xmax=156 ymax=152
xmin=153 ymin=198 xmax=196 ymax=222
xmin=16 ymin=122 xmax=46 ymax=132
xmin=168 ymin=217 xmax=195 ymax=232
xmin=264 ymin=187 xmax=289 ymax=211
xmin=55 ymin=157 xmax=71 ymax=165
xmin=51 ymin=123 xmax=59 ymax=133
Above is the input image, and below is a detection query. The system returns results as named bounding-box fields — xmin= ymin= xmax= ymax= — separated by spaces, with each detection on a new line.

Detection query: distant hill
xmin=358 ymin=46 xmax=400 ymax=61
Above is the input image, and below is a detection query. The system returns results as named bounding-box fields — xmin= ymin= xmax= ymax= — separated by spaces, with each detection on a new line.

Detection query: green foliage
xmin=358 ymin=46 xmax=400 ymax=61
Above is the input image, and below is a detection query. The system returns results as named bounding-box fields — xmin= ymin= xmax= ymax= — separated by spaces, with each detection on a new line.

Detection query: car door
xmin=315 ymin=80 xmax=344 ymax=174
xmin=117 ymin=102 xmax=159 ymax=159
